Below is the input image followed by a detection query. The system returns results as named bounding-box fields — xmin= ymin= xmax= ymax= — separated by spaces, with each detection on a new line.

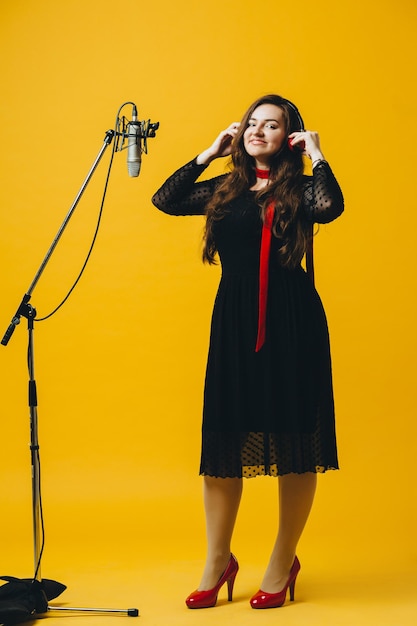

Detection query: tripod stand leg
xmin=48 ymin=606 xmax=139 ymax=617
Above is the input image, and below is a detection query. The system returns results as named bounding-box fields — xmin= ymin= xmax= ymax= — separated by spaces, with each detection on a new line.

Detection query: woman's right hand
xmin=196 ymin=123 xmax=240 ymax=165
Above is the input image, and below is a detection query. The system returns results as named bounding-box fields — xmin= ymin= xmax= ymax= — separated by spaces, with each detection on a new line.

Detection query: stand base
xmin=0 ymin=577 xmax=139 ymax=623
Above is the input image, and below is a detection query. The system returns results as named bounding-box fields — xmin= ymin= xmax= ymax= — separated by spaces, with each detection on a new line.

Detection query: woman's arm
xmin=151 ymin=158 xmax=225 ymax=216
xmin=303 ymin=160 xmax=344 ymax=224
xmin=152 ymin=123 xmax=240 ymax=216
xmin=289 ymin=129 xmax=344 ymax=224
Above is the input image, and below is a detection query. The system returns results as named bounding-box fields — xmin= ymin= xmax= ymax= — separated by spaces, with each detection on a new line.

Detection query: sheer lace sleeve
xmin=152 ymin=158 xmax=227 ymax=216
xmin=303 ymin=161 xmax=344 ymax=223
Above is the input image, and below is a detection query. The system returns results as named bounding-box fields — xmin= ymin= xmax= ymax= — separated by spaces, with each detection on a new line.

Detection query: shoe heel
xmin=227 ymin=570 xmax=237 ymax=601
xmin=289 ymin=577 xmax=296 ymax=602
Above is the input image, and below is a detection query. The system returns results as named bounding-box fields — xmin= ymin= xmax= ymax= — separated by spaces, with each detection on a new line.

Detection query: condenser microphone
xmin=127 ymin=105 xmax=141 ymax=177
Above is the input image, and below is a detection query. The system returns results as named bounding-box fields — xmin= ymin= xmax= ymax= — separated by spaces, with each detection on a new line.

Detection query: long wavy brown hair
xmin=203 ymin=94 xmax=308 ymax=268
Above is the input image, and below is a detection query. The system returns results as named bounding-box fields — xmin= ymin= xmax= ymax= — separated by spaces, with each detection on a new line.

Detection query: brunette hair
xmin=203 ymin=94 xmax=308 ymax=268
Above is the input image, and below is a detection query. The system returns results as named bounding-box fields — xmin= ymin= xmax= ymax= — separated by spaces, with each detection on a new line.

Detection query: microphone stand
xmin=1 ymin=128 xmax=139 ymax=618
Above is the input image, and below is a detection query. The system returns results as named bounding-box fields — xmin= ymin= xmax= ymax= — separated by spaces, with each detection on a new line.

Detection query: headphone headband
xmin=284 ymin=99 xmax=305 ymax=132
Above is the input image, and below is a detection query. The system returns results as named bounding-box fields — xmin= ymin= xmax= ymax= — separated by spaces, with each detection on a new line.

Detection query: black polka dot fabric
xmin=152 ymin=158 xmax=344 ymax=478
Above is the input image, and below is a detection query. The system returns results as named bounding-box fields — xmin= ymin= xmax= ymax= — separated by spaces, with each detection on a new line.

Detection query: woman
xmin=152 ymin=94 xmax=344 ymax=609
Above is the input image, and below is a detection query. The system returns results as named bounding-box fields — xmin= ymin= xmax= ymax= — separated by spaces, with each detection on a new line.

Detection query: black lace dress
xmin=152 ymin=158 xmax=344 ymax=478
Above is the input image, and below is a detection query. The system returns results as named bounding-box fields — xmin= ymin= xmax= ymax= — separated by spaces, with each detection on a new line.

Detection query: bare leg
xmin=260 ymin=472 xmax=317 ymax=593
xmin=198 ymin=476 xmax=243 ymax=590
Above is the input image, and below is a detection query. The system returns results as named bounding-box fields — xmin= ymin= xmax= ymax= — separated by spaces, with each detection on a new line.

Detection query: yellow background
xmin=1 ymin=1 xmax=416 ymax=625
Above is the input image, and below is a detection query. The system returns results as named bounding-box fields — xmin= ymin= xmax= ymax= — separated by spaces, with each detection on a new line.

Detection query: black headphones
xmin=284 ymin=99 xmax=305 ymax=151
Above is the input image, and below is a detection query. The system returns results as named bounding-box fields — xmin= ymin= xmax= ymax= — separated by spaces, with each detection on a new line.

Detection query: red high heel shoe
xmin=185 ymin=554 xmax=239 ymax=609
xmin=250 ymin=556 xmax=300 ymax=609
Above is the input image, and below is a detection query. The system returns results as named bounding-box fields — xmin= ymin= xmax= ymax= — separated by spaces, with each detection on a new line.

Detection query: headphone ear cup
xmin=288 ymin=137 xmax=305 ymax=152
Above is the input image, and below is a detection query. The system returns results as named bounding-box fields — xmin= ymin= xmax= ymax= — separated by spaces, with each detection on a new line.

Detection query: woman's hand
xmin=288 ymin=130 xmax=325 ymax=163
xmin=197 ymin=123 xmax=240 ymax=165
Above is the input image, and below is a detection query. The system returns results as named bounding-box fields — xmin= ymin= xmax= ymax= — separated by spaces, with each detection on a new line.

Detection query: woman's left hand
xmin=288 ymin=130 xmax=325 ymax=163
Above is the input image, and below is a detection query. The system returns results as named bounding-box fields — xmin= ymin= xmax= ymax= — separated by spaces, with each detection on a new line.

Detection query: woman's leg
xmin=197 ymin=476 xmax=243 ymax=590
xmin=260 ymin=472 xmax=317 ymax=593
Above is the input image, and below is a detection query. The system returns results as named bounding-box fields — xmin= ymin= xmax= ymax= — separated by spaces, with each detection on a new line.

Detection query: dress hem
xmin=200 ymin=464 xmax=339 ymax=479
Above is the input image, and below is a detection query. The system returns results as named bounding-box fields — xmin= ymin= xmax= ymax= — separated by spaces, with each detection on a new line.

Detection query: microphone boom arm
xmin=1 ymin=129 xmax=115 ymax=346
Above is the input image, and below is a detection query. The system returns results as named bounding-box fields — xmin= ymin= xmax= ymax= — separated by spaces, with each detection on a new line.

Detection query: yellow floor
xmin=2 ymin=485 xmax=417 ymax=626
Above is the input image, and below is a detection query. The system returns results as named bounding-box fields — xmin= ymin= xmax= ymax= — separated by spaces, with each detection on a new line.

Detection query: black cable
xmin=26 ymin=337 xmax=45 ymax=582
xmin=32 ymin=447 xmax=45 ymax=583
xmin=34 ymin=102 xmax=134 ymax=323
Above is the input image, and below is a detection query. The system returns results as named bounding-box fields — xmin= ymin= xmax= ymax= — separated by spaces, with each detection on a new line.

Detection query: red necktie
xmin=255 ymin=201 xmax=275 ymax=352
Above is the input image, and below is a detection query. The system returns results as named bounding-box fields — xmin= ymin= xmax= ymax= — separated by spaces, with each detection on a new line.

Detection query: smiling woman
xmin=152 ymin=93 xmax=344 ymax=610
xmin=244 ymin=104 xmax=287 ymax=167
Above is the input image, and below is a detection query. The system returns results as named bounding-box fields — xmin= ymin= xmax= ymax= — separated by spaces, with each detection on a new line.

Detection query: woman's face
xmin=243 ymin=103 xmax=287 ymax=167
